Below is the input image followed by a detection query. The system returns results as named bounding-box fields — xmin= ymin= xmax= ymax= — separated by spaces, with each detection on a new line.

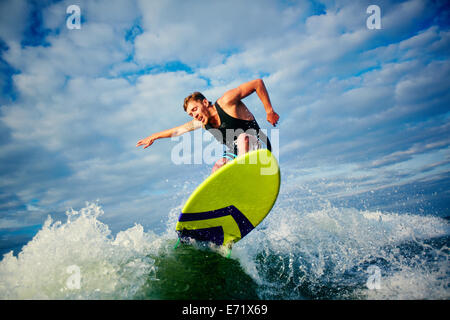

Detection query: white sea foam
xmin=235 ymin=201 xmax=450 ymax=299
xmin=0 ymin=199 xmax=448 ymax=299
xmin=0 ymin=202 xmax=161 ymax=299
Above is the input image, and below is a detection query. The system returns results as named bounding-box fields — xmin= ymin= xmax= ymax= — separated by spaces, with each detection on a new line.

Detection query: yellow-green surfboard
xmin=176 ymin=149 xmax=280 ymax=247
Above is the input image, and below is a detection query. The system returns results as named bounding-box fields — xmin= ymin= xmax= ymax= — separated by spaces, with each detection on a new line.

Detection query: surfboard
xmin=176 ymin=149 xmax=280 ymax=248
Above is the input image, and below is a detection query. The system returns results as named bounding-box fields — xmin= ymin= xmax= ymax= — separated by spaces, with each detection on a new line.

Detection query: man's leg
xmin=236 ymin=133 xmax=260 ymax=156
xmin=211 ymin=157 xmax=229 ymax=174
xmin=211 ymin=134 xmax=260 ymax=174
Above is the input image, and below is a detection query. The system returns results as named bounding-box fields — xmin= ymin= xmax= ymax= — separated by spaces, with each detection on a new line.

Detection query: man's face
xmin=186 ymin=99 xmax=209 ymax=125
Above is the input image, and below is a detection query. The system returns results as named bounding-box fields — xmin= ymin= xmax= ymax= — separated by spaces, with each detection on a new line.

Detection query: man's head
xmin=183 ymin=92 xmax=211 ymax=125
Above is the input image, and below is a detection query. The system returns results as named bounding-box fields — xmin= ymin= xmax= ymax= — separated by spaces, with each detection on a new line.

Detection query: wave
xmin=0 ymin=201 xmax=448 ymax=299
xmin=0 ymin=203 xmax=159 ymax=299
xmin=235 ymin=201 xmax=449 ymax=299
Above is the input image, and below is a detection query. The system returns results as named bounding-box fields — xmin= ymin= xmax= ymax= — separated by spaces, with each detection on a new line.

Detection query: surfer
xmin=136 ymin=78 xmax=279 ymax=173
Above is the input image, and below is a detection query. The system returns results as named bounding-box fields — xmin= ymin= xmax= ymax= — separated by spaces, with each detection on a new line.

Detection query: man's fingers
xmin=136 ymin=140 xmax=148 ymax=148
xmin=143 ymin=140 xmax=154 ymax=149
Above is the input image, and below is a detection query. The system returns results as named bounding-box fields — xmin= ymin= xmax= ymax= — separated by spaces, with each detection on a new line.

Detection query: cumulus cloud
xmin=0 ymin=0 xmax=449 ymax=231
xmin=134 ymin=0 xmax=308 ymax=66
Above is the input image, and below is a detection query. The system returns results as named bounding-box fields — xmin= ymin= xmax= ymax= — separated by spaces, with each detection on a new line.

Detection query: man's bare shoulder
xmin=217 ymin=89 xmax=240 ymax=111
xmin=217 ymin=79 xmax=260 ymax=108
xmin=217 ymin=95 xmax=254 ymax=121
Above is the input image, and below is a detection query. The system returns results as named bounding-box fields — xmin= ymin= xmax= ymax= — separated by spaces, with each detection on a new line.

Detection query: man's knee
xmin=212 ymin=157 xmax=228 ymax=173
xmin=236 ymin=133 xmax=260 ymax=155
xmin=236 ymin=133 xmax=250 ymax=156
xmin=236 ymin=133 xmax=250 ymax=145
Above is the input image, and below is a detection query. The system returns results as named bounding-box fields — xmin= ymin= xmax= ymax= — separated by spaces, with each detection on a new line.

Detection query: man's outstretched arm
xmin=136 ymin=119 xmax=203 ymax=149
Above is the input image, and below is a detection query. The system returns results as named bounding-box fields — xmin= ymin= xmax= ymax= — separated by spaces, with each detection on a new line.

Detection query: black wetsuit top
xmin=205 ymin=101 xmax=271 ymax=155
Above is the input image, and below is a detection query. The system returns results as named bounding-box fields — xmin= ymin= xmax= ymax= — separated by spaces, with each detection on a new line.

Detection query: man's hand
xmin=136 ymin=134 xmax=157 ymax=149
xmin=267 ymin=110 xmax=280 ymax=127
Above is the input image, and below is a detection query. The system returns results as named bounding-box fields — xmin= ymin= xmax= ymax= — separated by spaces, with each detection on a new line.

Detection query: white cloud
xmin=134 ymin=0 xmax=306 ymax=66
xmin=0 ymin=0 xmax=449 ymax=230
xmin=0 ymin=0 xmax=29 ymax=44
xmin=370 ymin=136 xmax=450 ymax=168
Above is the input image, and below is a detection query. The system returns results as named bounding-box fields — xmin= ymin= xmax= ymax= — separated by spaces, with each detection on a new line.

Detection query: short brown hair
xmin=183 ymin=92 xmax=206 ymax=111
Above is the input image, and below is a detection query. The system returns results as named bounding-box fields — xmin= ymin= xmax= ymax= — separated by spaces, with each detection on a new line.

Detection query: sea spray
xmin=235 ymin=202 xmax=449 ymax=299
xmin=0 ymin=200 xmax=448 ymax=299
xmin=0 ymin=202 xmax=159 ymax=299
xmin=0 ymin=202 xmax=259 ymax=300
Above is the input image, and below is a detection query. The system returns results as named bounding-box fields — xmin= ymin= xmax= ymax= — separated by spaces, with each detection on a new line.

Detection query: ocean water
xmin=0 ymin=186 xmax=448 ymax=299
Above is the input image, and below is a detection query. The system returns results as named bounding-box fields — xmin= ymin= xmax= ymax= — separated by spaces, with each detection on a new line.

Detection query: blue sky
xmin=0 ymin=0 xmax=449 ymax=234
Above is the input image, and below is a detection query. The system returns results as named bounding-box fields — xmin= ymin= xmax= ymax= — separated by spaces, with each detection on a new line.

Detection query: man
xmin=136 ymin=78 xmax=279 ymax=173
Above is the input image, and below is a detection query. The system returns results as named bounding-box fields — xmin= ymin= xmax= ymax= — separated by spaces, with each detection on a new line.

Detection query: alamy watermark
xmin=66 ymin=264 xmax=81 ymax=290
xmin=65 ymin=4 xmax=381 ymax=31
xmin=366 ymin=5 xmax=382 ymax=30
xmin=366 ymin=265 xmax=382 ymax=290
xmin=66 ymin=5 xmax=81 ymax=30
xmin=170 ymin=128 xmax=279 ymax=175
